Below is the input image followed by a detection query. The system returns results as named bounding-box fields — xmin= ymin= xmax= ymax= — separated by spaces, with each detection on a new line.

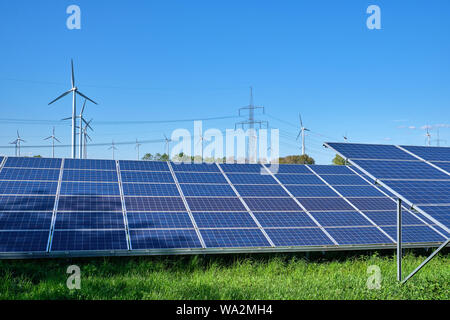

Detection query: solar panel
xmin=381 ymin=180 xmax=450 ymax=204
xmin=325 ymin=143 xmax=416 ymax=160
xmin=400 ymin=145 xmax=450 ymax=162
xmin=381 ymin=226 xmax=446 ymax=243
xmin=432 ymin=162 xmax=450 ymax=174
xmin=265 ymin=228 xmax=334 ymax=246
xmin=200 ymin=229 xmax=270 ymax=247
xmin=0 ymin=181 xmax=58 ymax=195
xmin=0 ymin=155 xmax=445 ymax=258
xmin=415 ymin=206 xmax=450 ymax=228
xmin=130 ymin=229 xmax=202 ymax=249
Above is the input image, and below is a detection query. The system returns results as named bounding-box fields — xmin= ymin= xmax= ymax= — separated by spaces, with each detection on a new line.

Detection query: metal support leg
xmin=397 ymin=199 xmax=402 ymax=282
xmin=401 ymin=238 xmax=450 ymax=284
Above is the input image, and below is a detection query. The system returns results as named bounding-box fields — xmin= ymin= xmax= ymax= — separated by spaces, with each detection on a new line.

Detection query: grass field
xmin=0 ymin=249 xmax=448 ymax=300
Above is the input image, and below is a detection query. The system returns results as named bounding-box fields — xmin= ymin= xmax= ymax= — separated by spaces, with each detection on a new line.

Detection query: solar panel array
xmin=0 ymin=155 xmax=447 ymax=258
xmin=326 ymin=143 xmax=450 ymax=235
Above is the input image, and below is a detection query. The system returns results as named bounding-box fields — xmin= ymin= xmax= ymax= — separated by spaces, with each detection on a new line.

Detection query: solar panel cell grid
xmin=171 ymin=163 xmax=220 ymax=172
xmin=265 ymin=228 xmax=334 ymax=246
xmin=180 ymin=184 xmax=235 ymax=197
xmin=63 ymin=169 xmax=118 ymax=182
xmin=382 ymin=225 xmax=445 ymax=243
xmin=325 ymin=227 xmax=393 ymax=245
xmin=0 ymin=230 xmax=50 ymax=252
xmin=363 ymin=210 xmax=426 ymax=226
xmin=175 ymin=172 xmax=228 ymax=184
xmin=310 ymin=211 xmax=372 ymax=227
xmin=4 ymin=157 xmax=61 ymax=169
xmin=244 ymin=197 xmax=301 ymax=211
xmin=219 ymin=164 xmax=263 ymax=173
xmin=0 ymin=195 xmax=56 ymax=211
xmin=120 ymin=171 xmax=174 ymax=183
xmin=352 ymin=160 xmax=450 ymax=180
xmin=64 ymin=159 xmax=116 ymax=170
xmin=333 ymin=186 xmax=384 ymax=197
xmin=119 ymin=160 xmax=169 ymax=172
xmin=416 ymin=205 xmax=450 ymax=228
xmin=54 ymin=212 xmax=126 ymax=229
xmin=253 ymin=212 xmax=316 ymax=228
xmin=60 ymin=182 xmax=120 ymax=196
xmin=296 ymin=197 xmax=354 ymax=211
xmin=381 ymin=180 xmax=450 ymax=204
xmin=227 ymin=173 xmax=277 ymax=185
xmin=125 ymin=196 xmax=186 ymax=212
xmin=127 ymin=212 xmax=194 ymax=229
xmin=234 ymin=184 xmax=289 ymax=197
xmin=275 ymin=174 xmax=325 ymax=185
xmin=309 ymin=165 xmax=353 ymax=175
xmin=51 ymin=230 xmax=128 ymax=251
xmin=58 ymin=196 xmax=122 ymax=212
xmin=0 ymin=181 xmax=58 ymax=195
xmin=326 ymin=143 xmax=415 ymax=160
xmin=130 ymin=229 xmax=202 ymax=249
xmin=186 ymin=197 xmax=246 ymax=211
xmin=401 ymin=145 xmax=450 ymax=162
xmin=266 ymin=164 xmax=311 ymax=174
xmin=122 ymin=183 xmax=179 ymax=196
xmin=0 ymin=168 xmax=60 ymax=181
xmin=318 ymin=174 xmax=370 ymax=186
xmin=193 ymin=212 xmax=258 ymax=228
xmin=200 ymin=228 xmax=270 ymax=247
xmin=346 ymin=197 xmax=397 ymax=211
xmin=286 ymin=185 xmax=338 ymax=197
xmin=0 ymin=212 xmax=52 ymax=230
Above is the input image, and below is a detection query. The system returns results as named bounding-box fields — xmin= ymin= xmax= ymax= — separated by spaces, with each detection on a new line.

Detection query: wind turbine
xmin=44 ymin=127 xmax=61 ymax=158
xmin=82 ymin=119 xmax=93 ymax=159
xmin=108 ymin=141 xmax=118 ymax=160
xmin=425 ymin=126 xmax=431 ymax=146
xmin=48 ymin=59 xmax=98 ymax=159
xmin=164 ymin=134 xmax=172 ymax=160
xmin=196 ymin=129 xmax=205 ymax=162
xmin=10 ymin=130 xmax=26 ymax=157
xmin=343 ymin=132 xmax=349 ymax=142
xmin=296 ymin=114 xmax=310 ymax=155
xmin=135 ymin=139 xmax=142 ymax=160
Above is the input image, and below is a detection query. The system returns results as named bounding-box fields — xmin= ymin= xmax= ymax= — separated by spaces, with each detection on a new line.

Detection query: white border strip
xmin=46 ymin=158 xmax=65 ymax=252
xmin=116 ymin=160 xmax=132 ymax=250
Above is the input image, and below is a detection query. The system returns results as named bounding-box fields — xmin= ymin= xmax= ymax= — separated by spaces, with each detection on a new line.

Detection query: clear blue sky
xmin=0 ymin=0 xmax=449 ymax=164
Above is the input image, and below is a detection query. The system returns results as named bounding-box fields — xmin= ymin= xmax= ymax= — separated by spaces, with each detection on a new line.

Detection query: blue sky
xmin=0 ymin=0 xmax=449 ymax=164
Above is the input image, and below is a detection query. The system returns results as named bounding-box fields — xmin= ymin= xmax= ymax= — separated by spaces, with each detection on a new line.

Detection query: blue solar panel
xmin=352 ymin=160 xmax=450 ymax=180
xmin=253 ymin=212 xmax=316 ymax=227
xmin=266 ymin=164 xmax=311 ymax=174
xmin=63 ymin=169 xmax=118 ymax=182
xmin=432 ymin=162 xmax=450 ymax=174
xmin=417 ymin=205 xmax=450 ymax=228
xmin=382 ymin=226 xmax=446 ymax=243
xmin=310 ymin=211 xmax=371 ymax=227
xmin=120 ymin=171 xmax=174 ymax=183
xmin=275 ymin=174 xmax=325 ymax=185
xmin=123 ymin=183 xmax=179 ymax=196
xmin=286 ymin=185 xmax=338 ymax=197
xmin=193 ymin=212 xmax=257 ymax=228
xmin=401 ymin=145 xmax=450 ymax=162
xmin=363 ymin=210 xmax=426 ymax=226
xmin=325 ymin=227 xmax=393 ymax=245
xmin=55 ymin=212 xmax=125 ymax=229
xmin=346 ymin=197 xmax=397 ymax=211
xmin=326 ymin=143 xmax=415 ymax=160
xmin=200 ymin=229 xmax=270 ymax=247
xmin=309 ymin=165 xmax=353 ymax=174
xmin=243 ymin=197 xmax=301 ymax=211
xmin=227 ymin=173 xmax=277 ymax=185
xmin=297 ymin=197 xmax=354 ymax=211
xmin=175 ymin=172 xmax=227 ymax=184
xmin=64 ymin=159 xmax=116 ymax=170
xmin=180 ymin=184 xmax=235 ymax=197
xmin=60 ymin=182 xmax=120 ymax=196
xmin=219 ymin=164 xmax=263 ymax=173
xmin=235 ymin=185 xmax=288 ymax=197
xmin=186 ymin=197 xmax=245 ymax=211
xmin=171 ymin=163 xmax=220 ymax=172
xmin=0 ymin=168 xmax=60 ymax=181
xmin=265 ymin=228 xmax=334 ymax=246
xmin=0 ymin=156 xmax=3 ymax=164
xmin=4 ymin=157 xmax=61 ymax=169
xmin=381 ymin=180 xmax=450 ymax=204
xmin=127 ymin=212 xmax=194 ymax=229
xmin=119 ymin=160 xmax=169 ymax=172
xmin=0 ymin=181 xmax=58 ymax=195
xmin=51 ymin=230 xmax=128 ymax=251
xmin=58 ymin=196 xmax=122 ymax=212
xmin=319 ymin=174 xmax=370 ymax=186
xmin=0 ymin=195 xmax=55 ymax=211
xmin=0 ymin=231 xmax=49 ymax=252
xmin=333 ymin=185 xmax=384 ymax=197
xmin=125 ymin=197 xmax=186 ymax=212
xmin=130 ymin=229 xmax=202 ymax=249
xmin=0 ymin=212 xmax=52 ymax=230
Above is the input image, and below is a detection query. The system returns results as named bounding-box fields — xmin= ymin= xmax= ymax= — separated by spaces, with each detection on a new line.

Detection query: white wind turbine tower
xmin=296 ymin=114 xmax=310 ymax=155
xmin=196 ymin=129 xmax=205 ymax=162
xmin=44 ymin=127 xmax=61 ymax=158
xmin=48 ymin=59 xmax=98 ymax=159
xmin=10 ymin=130 xmax=26 ymax=157
xmin=108 ymin=141 xmax=118 ymax=160
xmin=135 ymin=139 xmax=142 ymax=160
xmin=425 ymin=126 xmax=432 ymax=146
xmin=82 ymin=119 xmax=93 ymax=159
xmin=164 ymin=134 xmax=172 ymax=160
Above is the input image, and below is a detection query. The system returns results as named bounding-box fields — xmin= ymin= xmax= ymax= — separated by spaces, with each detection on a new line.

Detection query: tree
xmin=33 ymin=155 xmax=42 ymax=158
xmin=279 ymin=154 xmax=315 ymax=164
xmin=142 ymin=153 xmax=154 ymax=161
xmin=332 ymin=154 xmax=347 ymax=165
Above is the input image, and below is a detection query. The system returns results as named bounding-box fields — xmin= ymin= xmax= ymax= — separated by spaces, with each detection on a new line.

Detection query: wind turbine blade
xmin=82 ymin=118 xmax=93 ymax=131
xmin=80 ymin=99 xmax=87 ymax=115
xmin=299 ymin=114 xmax=303 ymax=127
xmin=61 ymin=117 xmax=72 ymax=121
xmin=296 ymin=131 xmax=301 ymax=140
xmin=54 ymin=137 xmax=61 ymax=143
xmin=44 ymin=136 xmax=52 ymax=140
xmin=76 ymin=91 xmax=97 ymax=105
xmin=48 ymin=90 xmax=72 ymax=105
xmin=71 ymin=59 xmax=75 ymax=88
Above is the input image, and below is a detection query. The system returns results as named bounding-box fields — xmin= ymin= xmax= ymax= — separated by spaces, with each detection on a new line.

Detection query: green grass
xmin=0 ymin=250 xmax=448 ymax=300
